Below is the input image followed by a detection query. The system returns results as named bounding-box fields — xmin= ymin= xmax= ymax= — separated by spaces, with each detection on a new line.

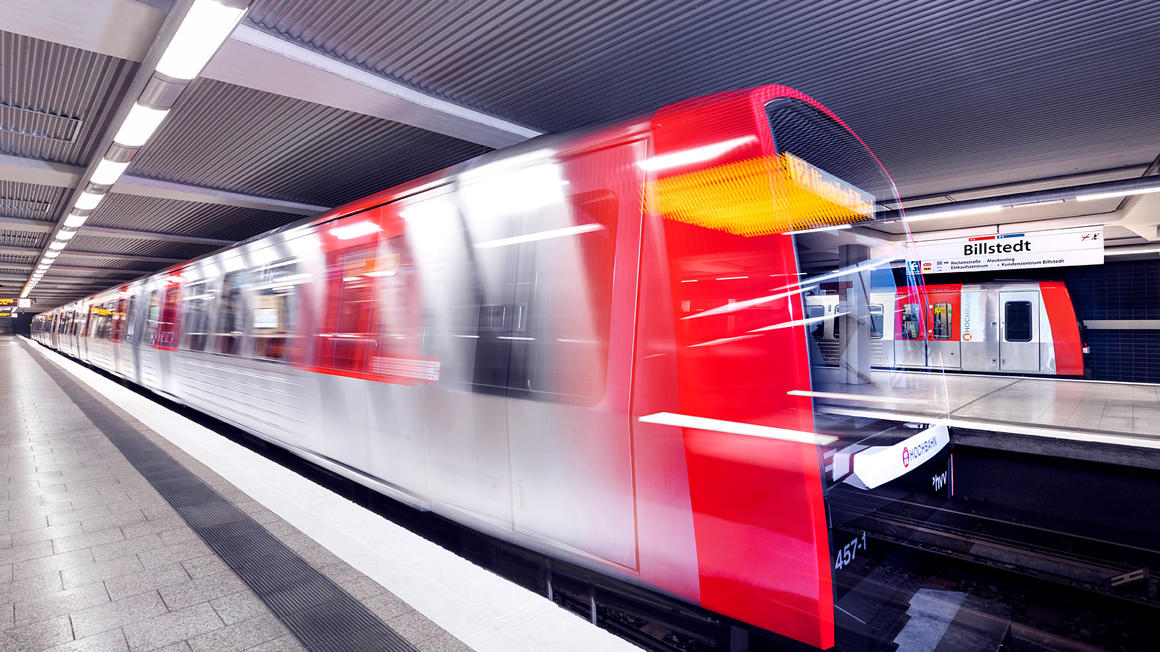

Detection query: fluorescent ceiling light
xmin=783 ymin=224 xmax=852 ymax=236
xmin=113 ymin=103 xmax=169 ymax=147
xmin=44 ymin=250 xmax=61 ymax=258
xmin=75 ymin=192 xmax=104 ymax=210
xmin=63 ymin=213 xmax=88 ymax=228
xmin=903 ymin=204 xmax=1002 ymax=223
xmin=91 ymin=158 xmax=130 ymax=186
xmin=56 ymin=229 xmax=76 ymax=241
xmin=19 ymin=290 xmax=28 ymax=298
xmin=48 ymin=241 xmax=66 ymax=250
xmin=155 ymin=0 xmax=247 ymax=80
xmin=474 ymin=223 xmax=604 ymax=249
xmin=637 ymin=136 xmax=757 ymax=172
xmin=1077 ymin=186 xmax=1160 ymax=202
xmin=1106 ymin=247 xmax=1160 ymax=256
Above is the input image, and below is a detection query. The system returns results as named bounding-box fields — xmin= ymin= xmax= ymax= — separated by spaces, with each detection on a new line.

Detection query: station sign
xmin=905 ymin=225 xmax=1103 ymax=274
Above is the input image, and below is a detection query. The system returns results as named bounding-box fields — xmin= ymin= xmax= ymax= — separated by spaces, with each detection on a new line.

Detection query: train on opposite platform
xmin=804 ymin=281 xmax=1088 ymax=376
xmin=33 ymin=85 xmax=961 ymax=650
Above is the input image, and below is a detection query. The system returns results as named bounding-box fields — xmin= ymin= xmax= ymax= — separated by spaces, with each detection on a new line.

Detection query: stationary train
xmin=804 ymin=282 xmax=1087 ymax=376
xmin=34 ymin=85 xmax=966 ymax=649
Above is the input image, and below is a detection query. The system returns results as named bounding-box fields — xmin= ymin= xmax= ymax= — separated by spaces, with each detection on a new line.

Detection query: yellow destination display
xmin=647 ymin=151 xmax=876 ymax=236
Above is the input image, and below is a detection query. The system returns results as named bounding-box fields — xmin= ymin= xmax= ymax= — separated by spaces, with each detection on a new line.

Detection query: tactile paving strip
xmin=25 ymin=342 xmax=419 ymax=652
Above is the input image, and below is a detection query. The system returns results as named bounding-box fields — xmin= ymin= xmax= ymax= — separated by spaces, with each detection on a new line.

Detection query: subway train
xmin=804 ymin=282 xmax=1087 ymax=376
xmin=32 ymin=85 xmax=956 ymax=649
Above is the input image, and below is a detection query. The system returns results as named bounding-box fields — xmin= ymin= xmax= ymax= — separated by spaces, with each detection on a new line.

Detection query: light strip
xmin=48 ymin=241 xmax=66 ymax=250
xmin=638 ymin=412 xmax=837 ymax=446
xmin=475 ymin=223 xmax=604 ymax=249
xmin=1106 ymin=247 xmax=1160 ymax=256
xmin=56 ymin=229 xmax=77 ymax=241
xmin=636 ymin=136 xmax=757 ymax=172
xmin=90 ymin=158 xmax=130 ymax=186
xmin=63 ymin=213 xmax=88 ymax=228
xmin=155 ymin=0 xmax=248 ymax=81
xmin=75 ymin=192 xmax=104 ymax=210
xmin=1077 ymin=186 xmax=1160 ymax=202
xmin=113 ymin=103 xmax=169 ymax=148
xmin=903 ymin=205 xmax=1002 ymax=223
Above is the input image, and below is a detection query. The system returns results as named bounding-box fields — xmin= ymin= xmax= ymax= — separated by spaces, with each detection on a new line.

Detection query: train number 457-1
xmin=834 ymin=531 xmax=868 ymax=570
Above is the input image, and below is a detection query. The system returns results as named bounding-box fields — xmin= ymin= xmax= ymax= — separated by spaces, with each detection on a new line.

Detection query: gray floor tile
xmin=209 ymin=590 xmax=268 ymax=626
xmin=388 ymin=609 xmax=448 ymax=646
xmin=179 ymin=555 xmax=229 ymax=580
xmin=158 ymin=569 xmax=245 ymax=611
xmin=0 ymin=569 xmax=63 ymax=603
xmin=0 ymin=613 xmax=74 ymax=650
xmin=13 ymin=581 xmax=110 ymax=626
xmin=80 ymin=510 xmax=147 ymax=535
xmin=122 ymin=602 xmax=224 ymax=652
xmin=90 ymin=534 xmax=165 ymax=563
xmin=188 ymin=613 xmax=287 ymax=652
xmin=363 ymin=591 xmax=414 ymax=621
xmin=12 ymin=548 xmax=95 ymax=580
xmin=70 ymin=591 xmax=168 ymax=640
xmin=52 ymin=526 xmax=126 ymax=554
xmin=0 ymin=539 xmax=54 ymax=566
xmin=10 ymin=522 xmax=86 ymax=548
xmin=44 ymin=627 xmax=128 ymax=651
xmin=105 ymin=563 xmax=192 ymax=601
xmin=245 ymin=635 xmax=306 ymax=651
xmin=61 ymin=556 xmax=145 ymax=591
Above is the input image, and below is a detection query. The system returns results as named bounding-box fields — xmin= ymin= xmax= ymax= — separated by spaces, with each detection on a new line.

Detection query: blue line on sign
xmin=997 ymin=233 xmax=1025 ymax=239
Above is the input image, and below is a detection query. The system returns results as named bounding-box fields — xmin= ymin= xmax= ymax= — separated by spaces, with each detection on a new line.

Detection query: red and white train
xmin=35 ymin=85 xmax=973 ymax=648
xmin=804 ymin=282 xmax=1086 ymax=376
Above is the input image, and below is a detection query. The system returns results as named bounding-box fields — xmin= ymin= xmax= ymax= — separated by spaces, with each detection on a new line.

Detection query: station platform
xmin=812 ymin=368 xmax=1160 ymax=469
xmin=1 ymin=337 xmax=637 ymax=651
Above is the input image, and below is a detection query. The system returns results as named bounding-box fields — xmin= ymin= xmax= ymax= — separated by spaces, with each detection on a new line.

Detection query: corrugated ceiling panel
xmin=246 ymin=0 xmax=1160 ymax=195
xmin=127 ymin=79 xmax=490 ymax=206
xmin=68 ymin=234 xmax=214 ymax=259
xmin=0 ymin=180 xmax=70 ymax=221
xmin=0 ymin=30 xmax=137 ymax=165
xmin=90 ymin=193 xmax=307 ymax=242
xmin=0 ymin=230 xmax=45 ymax=249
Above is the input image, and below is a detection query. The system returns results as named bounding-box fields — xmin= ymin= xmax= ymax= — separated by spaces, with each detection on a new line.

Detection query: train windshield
xmin=767 ymin=97 xmax=950 ymax=473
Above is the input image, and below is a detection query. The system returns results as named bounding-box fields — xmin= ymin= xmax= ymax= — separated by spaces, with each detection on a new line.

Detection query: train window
xmin=869 ymin=304 xmax=884 ymax=339
xmin=932 ymin=303 xmax=952 ymax=340
xmin=94 ymin=302 xmax=115 ymax=339
xmin=1005 ymin=301 xmax=1033 ymax=342
xmin=900 ymin=303 xmax=922 ymax=339
xmin=155 ymin=282 xmax=181 ymax=349
xmin=250 ymin=260 xmax=300 ymax=362
xmin=833 ymin=313 xmax=840 ymax=338
xmin=317 ymin=243 xmax=379 ymax=372
xmin=214 ymin=271 xmax=249 ymax=355
xmin=142 ymin=291 xmax=161 ymax=343
xmin=807 ymin=304 xmax=825 ymax=340
xmin=111 ymin=296 xmax=127 ymax=342
xmin=124 ymin=294 xmax=140 ymax=344
xmin=179 ymin=281 xmax=215 ymax=352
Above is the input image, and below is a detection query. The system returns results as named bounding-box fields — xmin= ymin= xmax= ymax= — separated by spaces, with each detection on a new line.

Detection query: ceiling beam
xmin=0 ymin=153 xmax=327 ymax=216
xmin=0 ymin=263 xmax=151 ymax=275
xmin=204 ymin=25 xmax=541 ymax=149
xmin=0 ymin=0 xmax=165 ymax=61
xmin=0 ymin=215 xmax=234 ymax=246
xmin=58 ymin=250 xmax=183 ymax=264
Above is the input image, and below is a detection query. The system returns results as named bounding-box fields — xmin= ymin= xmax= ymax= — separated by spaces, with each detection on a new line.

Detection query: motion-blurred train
xmin=804 ymin=282 xmax=1086 ymax=376
xmin=34 ymin=85 xmax=962 ymax=649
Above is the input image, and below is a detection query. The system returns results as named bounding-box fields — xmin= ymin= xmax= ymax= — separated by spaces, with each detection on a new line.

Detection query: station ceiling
xmin=2 ymin=0 xmax=1158 ymax=306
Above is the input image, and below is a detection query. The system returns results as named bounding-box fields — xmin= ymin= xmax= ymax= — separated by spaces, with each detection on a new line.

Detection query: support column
xmin=839 ymin=244 xmax=872 ymax=385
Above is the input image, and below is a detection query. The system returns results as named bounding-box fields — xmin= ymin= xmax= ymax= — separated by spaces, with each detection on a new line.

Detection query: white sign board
xmin=905 ymin=225 xmax=1104 ymax=274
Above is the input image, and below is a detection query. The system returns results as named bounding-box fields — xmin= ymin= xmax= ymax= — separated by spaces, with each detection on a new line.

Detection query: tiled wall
xmin=1062 ymin=259 xmax=1160 ymax=383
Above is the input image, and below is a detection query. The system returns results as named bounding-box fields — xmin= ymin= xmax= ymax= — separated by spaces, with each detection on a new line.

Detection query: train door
xmin=925 ymin=290 xmax=960 ymax=369
xmin=499 ymin=144 xmax=641 ymax=569
xmin=1000 ymin=291 xmax=1040 ymax=372
xmin=868 ymin=294 xmax=894 ymax=367
xmin=894 ymin=291 xmax=927 ymax=367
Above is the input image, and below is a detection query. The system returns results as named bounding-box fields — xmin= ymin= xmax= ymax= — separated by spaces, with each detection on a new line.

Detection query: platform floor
xmin=2 ymin=337 xmax=636 ymax=652
xmin=812 ymin=367 xmax=1160 ymax=448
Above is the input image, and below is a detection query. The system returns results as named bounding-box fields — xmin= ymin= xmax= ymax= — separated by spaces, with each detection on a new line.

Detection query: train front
xmin=644 ymin=86 xmax=951 ymax=649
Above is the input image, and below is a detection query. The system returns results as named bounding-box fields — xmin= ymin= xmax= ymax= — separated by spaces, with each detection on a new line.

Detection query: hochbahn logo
xmin=902 ymin=447 xmax=910 ymax=467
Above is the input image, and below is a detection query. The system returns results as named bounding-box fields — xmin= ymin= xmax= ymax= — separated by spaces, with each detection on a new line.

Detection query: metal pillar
xmin=839 ymin=244 xmax=872 ymax=385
